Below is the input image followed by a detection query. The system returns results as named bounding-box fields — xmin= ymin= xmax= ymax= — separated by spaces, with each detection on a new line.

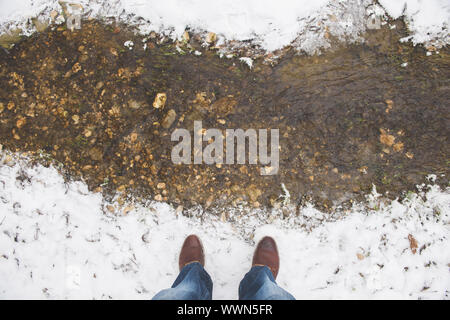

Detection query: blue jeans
xmin=152 ymin=263 xmax=295 ymax=300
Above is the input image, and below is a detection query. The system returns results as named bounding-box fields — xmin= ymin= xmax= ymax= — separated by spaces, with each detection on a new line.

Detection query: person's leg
xmin=152 ymin=235 xmax=212 ymax=300
xmin=153 ymin=262 xmax=213 ymax=300
xmin=239 ymin=236 xmax=295 ymax=300
xmin=239 ymin=265 xmax=294 ymax=300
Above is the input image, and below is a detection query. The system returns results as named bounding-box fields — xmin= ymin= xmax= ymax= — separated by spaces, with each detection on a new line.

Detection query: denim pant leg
xmin=152 ymin=262 xmax=213 ymax=300
xmin=239 ymin=266 xmax=295 ymax=300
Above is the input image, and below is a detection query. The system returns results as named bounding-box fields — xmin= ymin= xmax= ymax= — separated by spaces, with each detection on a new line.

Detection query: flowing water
xmin=0 ymin=20 xmax=448 ymax=212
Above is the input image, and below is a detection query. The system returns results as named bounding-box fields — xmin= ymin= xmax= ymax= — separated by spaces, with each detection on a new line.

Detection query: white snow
xmin=239 ymin=57 xmax=253 ymax=69
xmin=0 ymin=0 xmax=448 ymax=54
xmin=378 ymin=0 xmax=450 ymax=46
xmin=0 ymin=0 xmax=52 ymax=23
xmin=123 ymin=40 xmax=134 ymax=50
xmin=0 ymin=152 xmax=449 ymax=299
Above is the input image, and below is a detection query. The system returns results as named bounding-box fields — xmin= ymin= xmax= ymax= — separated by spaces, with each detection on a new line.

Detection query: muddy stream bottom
xmin=0 ymin=20 xmax=448 ymax=212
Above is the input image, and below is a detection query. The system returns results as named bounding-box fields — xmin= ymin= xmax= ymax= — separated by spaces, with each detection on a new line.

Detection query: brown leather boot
xmin=178 ymin=235 xmax=205 ymax=271
xmin=252 ymin=236 xmax=280 ymax=279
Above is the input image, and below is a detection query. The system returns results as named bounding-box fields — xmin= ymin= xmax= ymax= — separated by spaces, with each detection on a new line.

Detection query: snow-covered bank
xmin=0 ymin=0 xmax=449 ymax=54
xmin=378 ymin=0 xmax=450 ymax=47
xmin=0 ymin=153 xmax=448 ymax=299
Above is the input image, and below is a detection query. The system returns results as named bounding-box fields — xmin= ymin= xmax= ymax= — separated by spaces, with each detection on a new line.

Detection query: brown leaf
xmin=379 ymin=128 xmax=395 ymax=147
xmin=16 ymin=117 xmax=26 ymax=129
xmin=405 ymin=152 xmax=414 ymax=159
xmin=385 ymin=99 xmax=394 ymax=113
xmin=408 ymin=234 xmax=418 ymax=254
xmin=153 ymin=93 xmax=167 ymax=109
xmin=393 ymin=142 xmax=404 ymax=152
xmin=72 ymin=62 xmax=81 ymax=73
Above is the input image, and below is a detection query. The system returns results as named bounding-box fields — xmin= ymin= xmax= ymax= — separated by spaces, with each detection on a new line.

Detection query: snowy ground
xmin=0 ymin=152 xmax=448 ymax=299
xmin=0 ymin=0 xmax=449 ymax=54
